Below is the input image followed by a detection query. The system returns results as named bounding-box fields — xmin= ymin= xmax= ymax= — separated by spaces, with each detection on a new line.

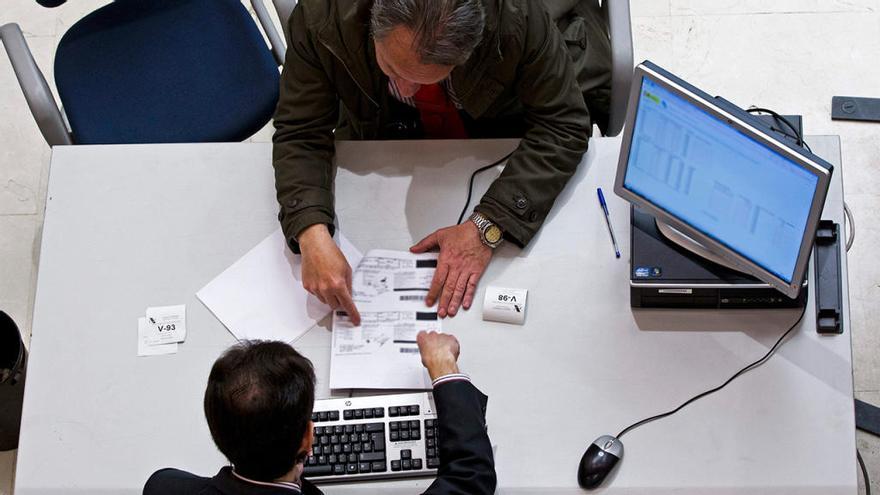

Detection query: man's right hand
xmin=417 ymin=331 xmax=461 ymax=381
xmin=298 ymin=224 xmax=361 ymax=326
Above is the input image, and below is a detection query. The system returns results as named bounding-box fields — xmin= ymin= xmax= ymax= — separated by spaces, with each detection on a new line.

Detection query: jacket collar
xmin=213 ymin=466 xmax=303 ymax=494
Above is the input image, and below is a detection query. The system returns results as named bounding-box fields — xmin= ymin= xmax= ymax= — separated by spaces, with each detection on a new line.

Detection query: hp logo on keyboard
xmin=345 ymin=400 xmax=352 ymax=406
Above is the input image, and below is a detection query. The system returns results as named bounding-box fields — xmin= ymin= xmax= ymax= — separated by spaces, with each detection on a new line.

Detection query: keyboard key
xmin=317 ymin=455 xmax=327 ymax=465
xmin=330 ymin=435 xmax=339 ymax=444
xmin=400 ymin=449 xmax=412 ymax=460
xmin=426 ymin=438 xmax=435 ymax=448
xmin=343 ymin=410 xmax=353 ymax=420
xmin=332 ymin=444 xmax=342 ymax=454
xmin=333 ymin=425 xmax=344 ymax=434
xmin=323 ymin=426 xmax=333 ymax=435
xmin=348 ymin=453 xmax=358 ymax=463
xmin=402 ymin=459 xmax=412 ymax=471
xmin=329 ymin=411 xmax=340 ymax=421
xmin=413 ymin=459 xmax=423 ymax=470
xmin=333 ymin=464 xmax=345 ymax=475
xmin=372 ymin=461 xmax=387 ymax=472
xmin=328 ymin=454 xmax=338 ymax=464
xmin=400 ymin=430 xmax=410 ymax=440
xmin=340 ymin=434 xmax=349 ymax=443
xmin=362 ymin=442 xmax=372 ymax=452
xmin=390 ymin=431 xmax=399 ymax=442
xmin=373 ymin=408 xmax=384 ymax=418
xmin=318 ymin=411 xmax=328 ymax=421
xmin=320 ymin=436 xmax=329 ymax=446
xmin=426 ymin=428 xmax=434 ymax=438
xmin=347 ymin=463 xmax=358 ymax=474
xmin=409 ymin=405 xmax=420 ymax=415
xmin=390 ymin=422 xmax=399 ymax=431
xmin=409 ymin=420 xmax=419 ymax=430
xmin=314 ymin=426 xmax=322 ymax=436
xmin=359 ymin=462 xmax=372 ymax=473
xmin=345 ymin=425 xmax=355 ymax=434
xmin=425 ymin=419 xmax=435 ymax=428
xmin=391 ymin=460 xmax=401 ymax=471
xmin=427 ymin=458 xmax=440 ymax=469
xmin=307 ymin=455 xmax=316 ymax=466
xmin=389 ymin=406 xmax=399 ymax=417
xmin=353 ymin=443 xmax=362 ymax=453
xmin=311 ymin=412 xmax=319 ymax=422
xmin=371 ymin=433 xmax=385 ymax=452
xmin=360 ymin=433 xmax=369 ymax=443
xmin=363 ymin=408 xmax=373 ymax=418
xmin=354 ymin=409 xmax=364 ymax=419
xmin=427 ymin=448 xmax=436 ymax=458
xmin=304 ymin=465 xmax=332 ymax=477
xmin=365 ymin=423 xmax=384 ymax=433
xmin=343 ymin=444 xmax=352 ymax=454
xmin=355 ymin=424 xmax=365 ymax=433
xmin=359 ymin=451 xmax=385 ymax=462
xmin=411 ymin=429 xmax=421 ymax=440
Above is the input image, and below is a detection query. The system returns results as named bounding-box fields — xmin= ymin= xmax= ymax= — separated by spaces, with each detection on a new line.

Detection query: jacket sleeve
xmin=475 ymin=1 xmax=591 ymax=247
xmin=422 ymin=381 xmax=496 ymax=495
xmin=272 ymin=5 xmax=340 ymax=253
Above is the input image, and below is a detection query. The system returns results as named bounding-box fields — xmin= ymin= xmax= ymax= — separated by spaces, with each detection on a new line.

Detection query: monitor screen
xmin=622 ymin=77 xmax=820 ymax=284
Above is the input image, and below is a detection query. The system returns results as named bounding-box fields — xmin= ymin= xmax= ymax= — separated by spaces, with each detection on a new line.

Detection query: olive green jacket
xmin=273 ymin=0 xmax=610 ymax=250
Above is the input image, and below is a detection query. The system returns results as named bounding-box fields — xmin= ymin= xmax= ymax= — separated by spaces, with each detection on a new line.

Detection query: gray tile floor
xmin=1 ymin=0 xmax=878 ymax=493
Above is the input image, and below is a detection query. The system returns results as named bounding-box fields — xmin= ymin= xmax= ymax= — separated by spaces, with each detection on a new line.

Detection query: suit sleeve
xmin=143 ymin=468 xmax=208 ymax=494
xmin=475 ymin=0 xmax=590 ymax=246
xmin=272 ymin=4 xmax=340 ymax=253
xmin=422 ymin=381 xmax=496 ymax=495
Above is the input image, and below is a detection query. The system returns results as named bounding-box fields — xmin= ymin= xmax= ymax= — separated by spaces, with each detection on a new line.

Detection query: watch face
xmin=485 ymin=225 xmax=503 ymax=244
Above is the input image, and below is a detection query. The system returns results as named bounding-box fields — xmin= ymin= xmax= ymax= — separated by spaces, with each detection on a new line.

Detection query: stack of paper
xmin=329 ymin=250 xmax=441 ymax=390
xmin=137 ymin=305 xmax=186 ymax=356
xmin=197 ymin=228 xmax=363 ymax=343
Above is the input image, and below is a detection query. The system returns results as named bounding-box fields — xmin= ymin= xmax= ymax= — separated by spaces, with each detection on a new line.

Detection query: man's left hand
xmin=410 ymin=222 xmax=492 ymax=318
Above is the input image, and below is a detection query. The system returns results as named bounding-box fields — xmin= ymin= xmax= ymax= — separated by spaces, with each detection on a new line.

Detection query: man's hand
xmin=298 ymin=224 xmax=361 ymax=325
xmin=410 ymin=222 xmax=492 ymax=318
xmin=417 ymin=331 xmax=460 ymax=381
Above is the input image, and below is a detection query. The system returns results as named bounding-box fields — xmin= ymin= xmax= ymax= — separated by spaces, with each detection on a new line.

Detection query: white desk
xmin=16 ymin=137 xmax=856 ymax=494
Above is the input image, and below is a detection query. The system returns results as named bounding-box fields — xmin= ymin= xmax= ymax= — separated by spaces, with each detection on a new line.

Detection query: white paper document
xmin=196 ymin=228 xmax=363 ymax=343
xmin=145 ymin=304 xmax=187 ymax=344
xmin=137 ymin=317 xmax=178 ymax=356
xmin=329 ymin=250 xmax=441 ymax=390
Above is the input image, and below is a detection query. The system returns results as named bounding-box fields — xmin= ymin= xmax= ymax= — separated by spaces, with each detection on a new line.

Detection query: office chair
xmin=266 ymin=0 xmax=632 ymax=137
xmin=0 ymin=0 xmax=288 ymax=145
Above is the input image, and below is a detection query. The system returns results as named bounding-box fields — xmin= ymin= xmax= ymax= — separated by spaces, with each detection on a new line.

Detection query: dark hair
xmin=204 ymin=340 xmax=316 ymax=481
xmin=371 ymin=0 xmax=485 ymax=66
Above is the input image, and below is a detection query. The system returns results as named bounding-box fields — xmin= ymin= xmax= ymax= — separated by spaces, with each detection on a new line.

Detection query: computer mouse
xmin=577 ymin=435 xmax=624 ymax=489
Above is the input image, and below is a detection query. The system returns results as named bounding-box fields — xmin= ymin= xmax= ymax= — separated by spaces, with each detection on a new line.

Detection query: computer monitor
xmin=614 ymin=62 xmax=833 ymax=299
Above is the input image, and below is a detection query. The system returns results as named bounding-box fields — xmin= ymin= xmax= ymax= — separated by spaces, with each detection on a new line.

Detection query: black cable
xmin=456 ymin=152 xmax=514 ymax=225
xmin=616 ymin=305 xmax=807 ymax=439
xmin=746 ymin=107 xmax=812 ymax=153
xmin=859 ymin=449 xmax=872 ymax=495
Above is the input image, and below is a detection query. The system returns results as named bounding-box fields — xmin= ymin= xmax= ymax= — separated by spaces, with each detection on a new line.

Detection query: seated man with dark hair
xmin=144 ymin=331 xmax=495 ymax=494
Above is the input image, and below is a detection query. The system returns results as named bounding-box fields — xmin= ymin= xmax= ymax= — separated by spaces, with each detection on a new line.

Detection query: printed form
xmin=329 ymin=250 xmax=441 ymax=390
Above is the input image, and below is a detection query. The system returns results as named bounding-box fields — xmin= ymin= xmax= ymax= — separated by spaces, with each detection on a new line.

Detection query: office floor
xmin=1 ymin=0 xmax=879 ymax=493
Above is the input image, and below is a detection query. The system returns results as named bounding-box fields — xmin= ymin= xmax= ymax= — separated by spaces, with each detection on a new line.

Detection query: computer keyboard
xmin=305 ymin=392 xmax=440 ymax=483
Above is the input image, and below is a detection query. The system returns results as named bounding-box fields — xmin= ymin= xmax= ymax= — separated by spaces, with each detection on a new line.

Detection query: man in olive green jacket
xmin=273 ymin=0 xmax=610 ymax=324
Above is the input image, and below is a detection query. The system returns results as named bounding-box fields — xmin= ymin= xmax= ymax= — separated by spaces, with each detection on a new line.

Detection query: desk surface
xmin=16 ymin=137 xmax=855 ymax=494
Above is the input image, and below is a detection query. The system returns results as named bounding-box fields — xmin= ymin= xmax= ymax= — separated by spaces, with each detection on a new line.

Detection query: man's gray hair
xmin=371 ymin=0 xmax=486 ymax=66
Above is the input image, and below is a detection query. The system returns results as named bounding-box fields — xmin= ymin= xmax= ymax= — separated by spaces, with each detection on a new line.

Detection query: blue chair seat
xmin=54 ymin=0 xmax=280 ymax=144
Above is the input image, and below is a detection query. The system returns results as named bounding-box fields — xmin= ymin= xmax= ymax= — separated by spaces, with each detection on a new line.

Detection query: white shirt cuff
xmin=432 ymin=373 xmax=471 ymax=388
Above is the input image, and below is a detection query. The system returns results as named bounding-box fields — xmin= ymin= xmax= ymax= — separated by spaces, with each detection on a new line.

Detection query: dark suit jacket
xmin=144 ymin=380 xmax=495 ymax=495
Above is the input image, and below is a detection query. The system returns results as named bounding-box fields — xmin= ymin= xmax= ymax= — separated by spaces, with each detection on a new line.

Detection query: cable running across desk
xmin=616 ymin=305 xmax=807 ymax=439
xmin=456 ymin=152 xmax=514 ymax=225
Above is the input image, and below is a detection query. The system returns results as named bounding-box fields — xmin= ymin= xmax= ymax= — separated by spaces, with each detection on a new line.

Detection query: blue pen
xmin=596 ymin=188 xmax=621 ymax=258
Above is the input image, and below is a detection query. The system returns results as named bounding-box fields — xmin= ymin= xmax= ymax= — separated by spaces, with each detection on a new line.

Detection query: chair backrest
xmin=273 ymin=0 xmax=297 ymax=44
xmin=601 ymin=0 xmax=633 ymax=137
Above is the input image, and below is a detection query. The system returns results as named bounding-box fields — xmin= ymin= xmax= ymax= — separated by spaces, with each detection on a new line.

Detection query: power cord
xmin=616 ymin=305 xmax=807 ymax=439
xmin=456 ymin=152 xmax=514 ymax=225
xmin=746 ymin=107 xmax=812 ymax=152
xmin=845 ymin=202 xmax=856 ymax=252
xmin=859 ymin=449 xmax=872 ymax=495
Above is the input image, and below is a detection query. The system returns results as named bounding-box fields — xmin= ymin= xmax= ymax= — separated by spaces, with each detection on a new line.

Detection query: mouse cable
xmin=745 ymin=107 xmax=812 ymax=152
xmin=859 ymin=449 xmax=872 ymax=495
xmin=616 ymin=305 xmax=808 ymax=439
xmin=456 ymin=152 xmax=515 ymax=225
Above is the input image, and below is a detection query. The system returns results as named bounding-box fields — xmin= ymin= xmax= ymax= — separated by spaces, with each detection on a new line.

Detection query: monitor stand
xmin=654 ymin=221 xmax=743 ymax=274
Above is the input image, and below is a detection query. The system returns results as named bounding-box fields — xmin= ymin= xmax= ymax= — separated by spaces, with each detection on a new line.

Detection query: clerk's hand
xmin=298 ymin=223 xmax=361 ymax=326
xmin=410 ymin=222 xmax=492 ymax=318
xmin=417 ymin=331 xmax=460 ymax=381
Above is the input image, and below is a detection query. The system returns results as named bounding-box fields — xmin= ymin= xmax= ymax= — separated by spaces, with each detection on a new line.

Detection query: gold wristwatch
xmin=469 ymin=212 xmax=504 ymax=249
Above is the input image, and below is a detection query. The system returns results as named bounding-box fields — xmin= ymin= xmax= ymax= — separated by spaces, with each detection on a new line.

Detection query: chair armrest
xmin=1 ymin=23 xmax=72 ymax=146
xmin=251 ymin=0 xmax=286 ymax=65
xmin=603 ymin=0 xmax=634 ymax=137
